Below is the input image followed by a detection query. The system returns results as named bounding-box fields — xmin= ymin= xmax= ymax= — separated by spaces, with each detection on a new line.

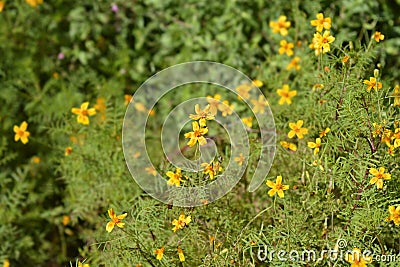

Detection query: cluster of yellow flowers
xmin=372 ymin=122 xmax=400 ymax=156
xmin=309 ymin=13 xmax=335 ymax=55
xmin=0 ymin=0 xmax=43 ymax=11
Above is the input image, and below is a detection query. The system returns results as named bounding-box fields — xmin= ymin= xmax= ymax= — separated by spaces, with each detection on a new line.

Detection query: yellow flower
xmin=145 ymin=166 xmax=157 ymax=176
xmin=65 ymin=146 xmax=73 ymax=156
xmin=3 ymin=259 xmax=9 ymax=267
xmin=363 ymin=77 xmax=382 ymax=92
xmin=312 ymin=83 xmax=324 ymax=91
xmin=71 ymin=102 xmax=96 ymax=125
xmin=388 ymin=145 xmax=395 ymax=156
xmin=308 ymin=138 xmax=322 ymax=155
xmin=201 ymin=161 xmax=223 ymax=180
xmin=277 ymin=84 xmax=297 ymax=105
xmin=386 ymin=205 xmax=400 ymax=225
xmin=288 ymin=120 xmax=308 ymax=139
xmin=236 ymin=83 xmax=252 ymax=100
xmin=177 ymin=246 xmax=185 ymax=262
xmin=13 ymin=121 xmax=30 ymax=144
xmin=62 ymin=215 xmax=70 ymax=226
xmin=172 ymin=213 xmax=191 ymax=232
xmin=134 ymin=102 xmax=147 ymax=112
xmin=94 ymin=97 xmax=106 ymax=122
xmin=286 ymin=56 xmax=301 ymax=71
xmin=251 ymin=95 xmax=269 ymax=114
xmin=206 ymin=94 xmax=221 ymax=115
xmin=124 ymin=94 xmax=133 ymax=106
xmin=319 ymin=127 xmax=330 ymax=138
xmin=392 ymin=85 xmax=400 ymax=106
xmin=393 ymin=128 xmax=400 ymax=148
xmin=345 ymin=248 xmax=372 ymax=267
xmin=217 ymin=100 xmax=234 ymax=117
xmin=32 ymin=156 xmax=40 ymax=164
xmin=25 ymin=0 xmax=43 ymax=7
xmin=310 ymin=13 xmax=331 ymax=32
xmin=242 ymin=117 xmax=253 ymax=128
xmin=0 ymin=1 xmax=4 ymax=12
xmin=369 ymin=167 xmax=391 ymax=189
xmin=278 ymin=40 xmax=294 ymax=56
xmin=280 ymin=141 xmax=297 ymax=151
xmin=167 ymin=168 xmax=183 ymax=187
xmin=78 ymin=261 xmax=90 ymax=267
xmin=184 ymin=121 xmax=208 ymax=147
xmin=312 ymin=31 xmax=335 ymax=54
xmin=252 ymin=79 xmax=263 ymax=87
xmin=381 ymin=129 xmax=393 ymax=147
xmin=373 ymin=31 xmax=384 ymax=42
xmin=342 ymin=55 xmax=350 ymax=63
xmin=269 ymin=15 xmax=291 ymax=36
xmin=266 ymin=176 xmax=289 ymax=198
xmin=106 ymin=208 xmax=127 ymax=233
xmin=189 ymin=104 xmax=215 ymax=121
xmin=154 ymin=247 xmax=165 ymax=261
xmin=309 ymin=41 xmax=322 ymax=56
xmin=234 ymin=153 xmax=245 ymax=166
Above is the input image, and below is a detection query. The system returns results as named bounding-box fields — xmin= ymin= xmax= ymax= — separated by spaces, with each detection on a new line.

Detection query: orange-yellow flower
xmin=288 ymin=120 xmax=308 ymax=139
xmin=345 ymin=248 xmax=372 ymax=267
xmin=280 ymin=141 xmax=297 ymax=151
xmin=392 ymin=85 xmax=400 ymax=106
xmin=269 ymin=15 xmax=291 ymax=36
xmin=184 ymin=121 xmax=208 ymax=147
xmin=0 ymin=1 xmax=4 ymax=12
xmin=71 ymin=102 xmax=96 ymax=125
xmin=218 ymin=100 xmax=234 ymax=117
xmin=234 ymin=153 xmax=245 ymax=166
xmin=65 ymin=147 xmax=73 ymax=156
xmin=279 ymin=40 xmax=294 ymax=56
xmin=386 ymin=205 xmax=400 ymax=226
xmin=94 ymin=97 xmax=106 ymax=122
xmin=242 ymin=117 xmax=253 ymax=128
xmin=189 ymin=104 xmax=215 ymax=121
xmin=32 ymin=156 xmax=40 ymax=164
xmin=252 ymin=79 xmax=263 ymax=87
xmin=77 ymin=261 xmax=90 ymax=267
xmin=124 ymin=94 xmax=133 ymax=106
xmin=286 ymin=56 xmax=301 ymax=71
xmin=177 ymin=246 xmax=185 ymax=262
xmin=308 ymin=138 xmax=322 ymax=155
xmin=172 ymin=213 xmax=191 ymax=232
xmin=277 ymin=84 xmax=297 ymax=105
xmin=106 ymin=208 xmax=127 ymax=233
xmin=25 ymin=0 xmax=43 ymax=7
xmin=342 ymin=55 xmax=350 ymax=63
xmin=363 ymin=77 xmax=382 ymax=92
xmin=206 ymin=94 xmax=221 ymax=115
xmin=392 ymin=128 xmax=400 ymax=148
xmin=312 ymin=31 xmax=335 ymax=54
xmin=266 ymin=176 xmax=289 ymax=198
xmin=373 ymin=31 xmax=384 ymax=42
xmin=319 ymin=127 xmax=330 ymax=138
xmin=13 ymin=121 xmax=30 ymax=144
xmin=369 ymin=167 xmax=391 ymax=189
xmin=201 ymin=161 xmax=223 ymax=180
xmin=251 ymin=95 xmax=269 ymax=114
xmin=310 ymin=13 xmax=331 ymax=32
xmin=154 ymin=247 xmax=165 ymax=261
xmin=236 ymin=83 xmax=252 ymax=100
xmin=167 ymin=168 xmax=183 ymax=187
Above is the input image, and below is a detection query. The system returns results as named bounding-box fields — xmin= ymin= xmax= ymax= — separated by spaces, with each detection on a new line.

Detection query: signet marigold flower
xmin=277 ymin=84 xmax=297 ymax=105
xmin=288 ymin=120 xmax=308 ymax=139
xmin=373 ymin=31 xmax=384 ymax=42
xmin=172 ymin=213 xmax=191 ymax=232
xmin=154 ymin=247 xmax=165 ymax=261
xmin=251 ymin=95 xmax=269 ymax=114
xmin=13 ymin=121 xmax=30 ymax=144
xmin=363 ymin=77 xmax=382 ymax=92
xmin=308 ymin=138 xmax=322 ymax=155
xmin=280 ymin=141 xmax=297 ymax=151
xmin=189 ymin=104 xmax=215 ymax=121
xmin=386 ymin=205 xmax=400 ymax=225
xmin=177 ymin=246 xmax=185 ymax=262
xmin=106 ymin=208 xmax=127 ymax=233
xmin=312 ymin=31 xmax=335 ymax=54
xmin=206 ymin=94 xmax=221 ymax=115
xmin=392 ymin=85 xmax=400 ymax=106
xmin=236 ymin=83 xmax=252 ymax=100
xmin=234 ymin=153 xmax=245 ymax=166
xmin=369 ymin=167 xmax=391 ymax=189
xmin=345 ymin=248 xmax=372 ymax=266
xmin=310 ymin=13 xmax=331 ymax=32
xmin=184 ymin=121 xmax=208 ymax=147
xmin=166 ymin=168 xmax=183 ymax=187
xmin=242 ymin=116 xmax=253 ymax=128
xmin=201 ymin=161 xmax=223 ymax=180
xmin=269 ymin=15 xmax=291 ymax=36
xmin=25 ymin=0 xmax=43 ymax=7
xmin=78 ymin=261 xmax=90 ymax=267
xmin=319 ymin=127 xmax=330 ymax=138
xmin=71 ymin=102 xmax=96 ymax=125
xmin=266 ymin=176 xmax=289 ymax=198
xmin=286 ymin=56 xmax=301 ymax=71
xmin=218 ymin=100 xmax=234 ymax=117
xmin=278 ymin=40 xmax=294 ymax=56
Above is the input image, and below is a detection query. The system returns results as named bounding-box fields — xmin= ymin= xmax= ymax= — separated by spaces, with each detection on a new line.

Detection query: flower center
xmin=81 ymin=110 xmax=88 ymax=116
xmin=18 ymin=130 xmax=25 ymax=137
xmin=276 ymin=184 xmax=283 ymax=190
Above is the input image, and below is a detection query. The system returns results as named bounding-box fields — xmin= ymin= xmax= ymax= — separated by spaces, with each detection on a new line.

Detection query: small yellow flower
xmin=319 ymin=127 xmax=330 ymax=138
xmin=251 ymin=95 xmax=269 ymax=114
xmin=78 ymin=261 xmax=90 ymax=267
xmin=280 ymin=141 xmax=297 ymax=151
xmin=345 ymin=248 xmax=372 ymax=267
xmin=0 ymin=1 xmax=5 ymax=12
xmin=277 ymin=84 xmax=297 ymax=105
xmin=312 ymin=83 xmax=324 ymax=91
xmin=145 ymin=166 xmax=157 ymax=176
xmin=310 ymin=13 xmax=331 ymax=32
xmin=269 ymin=15 xmax=291 ymax=36
xmin=392 ymin=85 xmax=400 ymax=107
xmin=154 ymin=247 xmax=165 ymax=261
xmin=190 ymin=104 xmax=215 ymax=121
xmin=172 ymin=213 xmax=191 ymax=232
xmin=369 ymin=167 xmax=391 ymax=189
xmin=342 ymin=55 xmax=350 ymax=63
xmin=266 ymin=176 xmax=289 ymax=198
xmin=311 ymin=31 xmax=335 ymax=54
xmin=392 ymin=128 xmax=400 ymax=148
xmin=62 ymin=215 xmax=70 ymax=226
xmin=288 ymin=120 xmax=308 ymax=139
xmin=177 ymin=246 xmax=185 ymax=262
xmin=184 ymin=121 xmax=208 ymax=147
xmin=308 ymin=138 xmax=322 ymax=155
xmin=124 ymin=94 xmax=133 ymax=106
xmin=32 ymin=156 xmax=40 ymax=164
xmin=388 ymin=145 xmax=395 ymax=156
xmin=71 ymin=102 xmax=96 ymax=125
xmin=166 ymin=168 xmax=183 ymax=187
xmin=134 ymin=102 xmax=147 ymax=112
xmin=278 ymin=40 xmax=294 ymax=56
xmin=241 ymin=117 xmax=253 ymax=128
xmin=217 ymin=100 xmax=234 ymax=117
xmin=286 ymin=56 xmax=301 ymax=71
xmin=65 ymin=146 xmax=73 ymax=156
xmin=236 ymin=83 xmax=252 ymax=100
xmin=25 ymin=0 xmax=43 ymax=7
xmin=201 ymin=161 xmax=223 ymax=180
xmin=363 ymin=77 xmax=382 ymax=92
xmin=3 ymin=259 xmax=9 ymax=267
xmin=13 ymin=121 xmax=30 ymax=144
xmin=234 ymin=153 xmax=245 ymax=166
xmin=94 ymin=97 xmax=106 ymax=122
xmin=373 ymin=31 xmax=384 ymax=42
xmin=206 ymin=94 xmax=221 ymax=115
xmin=252 ymin=79 xmax=263 ymax=87
xmin=386 ymin=205 xmax=400 ymax=225
xmin=106 ymin=208 xmax=127 ymax=233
